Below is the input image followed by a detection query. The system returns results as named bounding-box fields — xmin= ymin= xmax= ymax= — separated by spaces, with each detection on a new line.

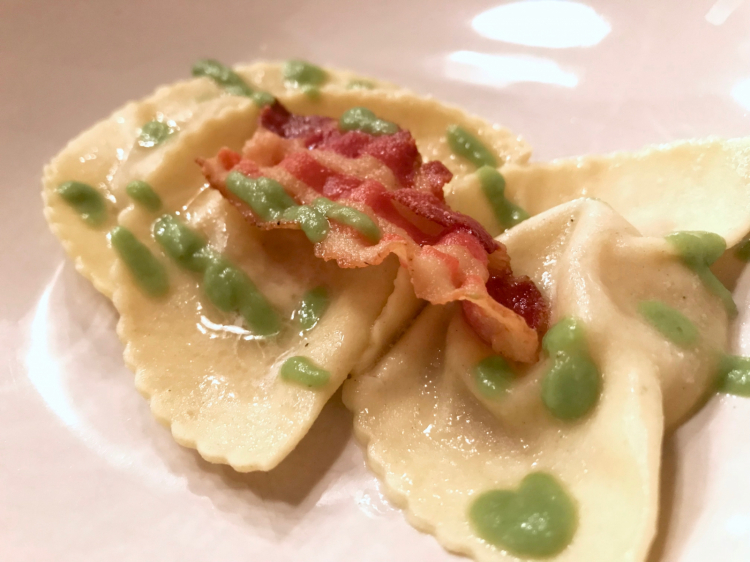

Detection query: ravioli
xmin=445 ymin=138 xmax=750 ymax=244
xmin=344 ymin=199 xmax=729 ymax=561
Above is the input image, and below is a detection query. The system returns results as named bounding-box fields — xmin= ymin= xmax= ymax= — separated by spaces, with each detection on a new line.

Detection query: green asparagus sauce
xmin=469 ymin=472 xmax=578 ymax=558
xmin=126 ymin=180 xmax=162 ymax=212
xmin=192 ymin=59 xmax=275 ymax=106
xmin=339 ymin=107 xmax=398 ymax=136
xmin=225 ymin=171 xmax=297 ymax=221
xmin=717 ymin=354 xmax=750 ymax=397
xmin=110 ymin=226 xmax=168 ymax=297
xmin=347 ymin=79 xmax=375 ymax=90
xmin=153 ymin=214 xmax=280 ymax=335
xmin=665 ymin=231 xmax=736 ymax=316
xmin=280 ymin=356 xmax=331 ymax=387
xmin=138 ymin=120 xmax=173 ymax=148
xmin=284 ymin=60 xmax=328 ymax=99
xmin=281 ymin=205 xmax=330 ymax=243
xmin=476 ymin=166 xmax=529 ymax=230
xmin=295 ymin=287 xmax=330 ymax=331
xmin=56 ymin=181 xmax=107 ymax=226
xmin=446 ymin=125 xmax=498 ymax=168
xmin=313 ymin=197 xmax=381 ymax=243
xmin=735 ymin=237 xmax=750 ymax=261
xmin=474 ymin=356 xmax=514 ymax=399
xmin=541 ymin=317 xmax=601 ymax=421
xmin=638 ymin=300 xmax=699 ymax=347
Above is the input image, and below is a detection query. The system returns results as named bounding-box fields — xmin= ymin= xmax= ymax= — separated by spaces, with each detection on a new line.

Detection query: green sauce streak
xmin=446 ymin=125 xmax=497 ymax=168
xmin=474 ymin=356 xmax=514 ymax=399
xmin=109 ymin=226 xmax=168 ymax=297
xmin=735 ymin=237 xmax=750 ymax=262
xmin=281 ymin=205 xmax=330 ymax=243
xmin=638 ymin=300 xmax=699 ymax=347
xmin=126 ymin=180 xmax=162 ymax=212
xmin=225 ymin=171 xmax=297 ymax=221
xmin=56 ymin=181 xmax=107 ymax=226
xmin=296 ymin=286 xmax=329 ymax=331
xmin=284 ymin=60 xmax=328 ymax=97
xmin=192 ymin=58 xmax=275 ymax=106
xmin=541 ymin=317 xmax=601 ymax=421
xmin=280 ymin=356 xmax=331 ymax=388
xmin=153 ymin=214 xmax=280 ymax=335
xmin=717 ymin=355 xmax=750 ymax=397
xmin=313 ymin=197 xmax=381 ymax=243
xmin=347 ymin=79 xmax=375 ymax=90
xmin=476 ymin=166 xmax=529 ymax=230
xmin=665 ymin=231 xmax=736 ymax=316
xmin=339 ymin=107 xmax=398 ymax=136
xmin=469 ymin=472 xmax=578 ymax=558
xmin=138 ymin=121 xmax=173 ymax=148
xmin=203 ymin=259 xmax=281 ymax=336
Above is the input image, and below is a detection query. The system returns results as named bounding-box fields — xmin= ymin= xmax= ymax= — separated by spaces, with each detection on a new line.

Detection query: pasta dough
xmin=344 ymin=199 xmax=728 ymax=561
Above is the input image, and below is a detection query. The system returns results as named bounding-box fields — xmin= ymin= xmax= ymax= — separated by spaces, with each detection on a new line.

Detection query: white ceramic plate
xmin=3 ymin=0 xmax=750 ymax=559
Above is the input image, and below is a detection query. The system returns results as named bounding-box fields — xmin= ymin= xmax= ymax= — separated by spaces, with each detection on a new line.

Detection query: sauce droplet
xmin=541 ymin=317 xmax=601 ymax=420
xmin=339 ymin=107 xmax=398 ymax=136
xmin=110 ymin=226 xmax=168 ymax=297
xmin=469 ymin=472 xmax=578 ymax=558
xmin=313 ymin=197 xmax=381 ymax=244
xmin=446 ymin=125 xmax=498 ymax=168
xmin=295 ymin=286 xmax=330 ymax=331
xmin=56 ymin=181 xmax=107 ymax=226
xmin=717 ymin=355 xmax=750 ymax=397
xmin=138 ymin=121 xmax=174 ymax=148
xmin=192 ymin=59 xmax=275 ymax=106
xmin=476 ymin=166 xmax=529 ymax=230
xmin=473 ymin=355 xmax=514 ymax=398
xmin=638 ymin=300 xmax=699 ymax=347
xmin=280 ymin=356 xmax=331 ymax=388
xmin=126 ymin=180 xmax=162 ymax=212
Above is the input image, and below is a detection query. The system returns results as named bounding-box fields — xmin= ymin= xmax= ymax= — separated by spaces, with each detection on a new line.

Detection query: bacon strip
xmin=201 ymin=103 xmax=547 ymax=362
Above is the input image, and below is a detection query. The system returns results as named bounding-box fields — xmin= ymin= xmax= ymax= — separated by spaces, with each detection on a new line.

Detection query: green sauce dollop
xmin=474 ymin=355 xmax=514 ymax=399
xmin=717 ymin=355 xmax=750 ymax=397
xmin=735 ymin=237 xmax=750 ymax=262
xmin=56 ymin=181 xmax=107 ymax=226
xmin=313 ymin=197 xmax=381 ymax=244
xmin=110 ymin=226 xmax=168 ymax=297
xmin=138 ymin=121 xmax=173 ymax=148
xmin=347 ymin=79 xmax=375 ymax=90
xmin=476 ymin=166 xmax=529 ymax=230
xmin=469 ymin=472 xmax=578 ymax=558
xmin=280 ymin=356 xmax=331 ymax=388
xmin=339 ymin=107 xmax=398 ymax=136
xmin=665 ymin=231 xmax=736 ymax=316
xmin=126 ymin=180 xmax=162 ymax=212
xmin=153 ymin=214 xmax=280 ymax=335
xmin=284 ymin=60 xmax=328 ymax=98
xmin=225 ymin=171 xmax=297 ymax=222
xmin=541 ymin=317 xmax=601 ymax=421
xmin=446 ymin=125 xmax=498 ymax=168
xmin=192 ymin=58 xmax=275 ymax=106
xmin=296 ymin=286 xmax=329 ymax=331
xmin=638 ymin=300 xmax=699 ymax=347
xmin=281 ymin=205 xmax=330 ymax=243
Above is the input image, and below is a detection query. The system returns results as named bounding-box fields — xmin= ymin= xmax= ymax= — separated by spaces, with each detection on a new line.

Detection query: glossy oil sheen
xmin=296 ymin=286 xmax=329 ymax=331
xmin=476 ymin=165 xmax=528 ymax=229
xmin=446 ymin=124 xmax=497 ymax=168
xmin=126 ymin=180 xmax=162 ymax=212
xmin=541 ymin=317 xmax=601 ymax=420
xmin=313 ymin=197 xmax=381 ymax=243
xmin=666 ymin=231 xmax=736 ymax=316
xmin=56 ymin=180 xmax=107 ymax=226
xmin=339 ymin=107 xmax=398 ymax=136
xmin=638 ymin=300 xmax=699 ymax=347
xmin=469 ymin=472 xmax=578 ymax=558
xmin=109 ymin=226 xmax=168 ymax=297
xmin=279 ymin=356 xmax=331 ymax=388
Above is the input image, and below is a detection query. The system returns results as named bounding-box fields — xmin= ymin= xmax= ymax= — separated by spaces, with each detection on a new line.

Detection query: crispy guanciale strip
xmin=201 ymin=102 xmax=547 ymax=361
